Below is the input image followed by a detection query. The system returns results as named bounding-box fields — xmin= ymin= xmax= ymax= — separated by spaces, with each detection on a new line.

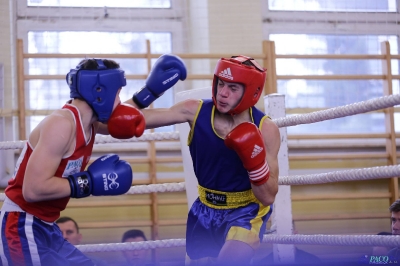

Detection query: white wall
xmin=0 ymin=0 xmax=16 ymax=186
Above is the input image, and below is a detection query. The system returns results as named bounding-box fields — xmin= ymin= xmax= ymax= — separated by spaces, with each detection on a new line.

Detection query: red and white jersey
xmin=5 ymin=104 xmax=95 ymax=222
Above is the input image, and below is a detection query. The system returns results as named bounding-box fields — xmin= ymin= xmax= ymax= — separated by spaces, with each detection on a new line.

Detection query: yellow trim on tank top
xmin=187 ymin=99 xmax=203 ymax=146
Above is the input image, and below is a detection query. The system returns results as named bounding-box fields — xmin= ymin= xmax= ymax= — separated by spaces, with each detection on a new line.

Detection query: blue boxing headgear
xmin=66 ymin=59 xmax=126 ymax=123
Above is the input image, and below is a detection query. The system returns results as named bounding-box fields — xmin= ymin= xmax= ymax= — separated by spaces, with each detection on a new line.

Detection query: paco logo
xmin=369 ymin=255 xmax=389 ymax=264
xmin=358 ymin=255 xmax=397 ymax=265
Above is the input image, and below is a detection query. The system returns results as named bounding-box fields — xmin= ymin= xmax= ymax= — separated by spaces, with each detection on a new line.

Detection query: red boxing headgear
xmin=212 ymin=55 xmax=267 ymax=115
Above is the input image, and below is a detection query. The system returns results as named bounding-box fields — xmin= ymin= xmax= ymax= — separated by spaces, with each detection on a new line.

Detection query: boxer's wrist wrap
xmin=132 ymin=87 xmax=157 ymax=109
xmin=132 ymin=91 xmax=146 ymax=109
xmin=248 ymin=161 xmax=270 ymax=186
xmin=68 ymin=172 xmax=91 ymax=198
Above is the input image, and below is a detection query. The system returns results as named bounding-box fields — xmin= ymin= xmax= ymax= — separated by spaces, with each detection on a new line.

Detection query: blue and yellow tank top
xmin=188 ymin=99 xmax=268 ymax=192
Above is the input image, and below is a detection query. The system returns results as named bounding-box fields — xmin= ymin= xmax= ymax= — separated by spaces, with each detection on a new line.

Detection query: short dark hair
xmin=389 ymin=199 xmax=400 ymax=212
xmin=78 ymin=58 xmax=120 ymax=70
xmin=122 ymin=229 xmax=147 ymax=242
xmin=377 ymin=232 xmax=392 ymax=236
xmin=56 ymin=216 xmax=80 ymax=233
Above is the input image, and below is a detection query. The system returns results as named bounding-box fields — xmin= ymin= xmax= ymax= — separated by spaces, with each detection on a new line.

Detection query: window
xmin=263 ymin=1 xmax=400 ymax=134
xmin=269 ymin=0 xmax=396 ymax=12
xmin=271 ymin=34 xmax=399 ymax=134
xmin=17 ymin=0 xmax=183 ymax=134
xmin=27 ymin=0 xmax=171 ymax=8
xmin=28 ymin=31 xmax=173 ymax=131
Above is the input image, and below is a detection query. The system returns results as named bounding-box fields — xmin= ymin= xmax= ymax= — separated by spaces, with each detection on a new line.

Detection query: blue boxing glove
xmin=67 ymin=154 xmax=132 ymax=198
xmin=132 ymin=54 xmax=187 ymax=109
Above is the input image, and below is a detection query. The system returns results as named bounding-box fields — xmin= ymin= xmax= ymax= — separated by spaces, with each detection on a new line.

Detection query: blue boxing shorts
xmin=0 ymin=197 xmax=94 ymax=266
xmin=186 ymin=186 xmax=272 ymax=261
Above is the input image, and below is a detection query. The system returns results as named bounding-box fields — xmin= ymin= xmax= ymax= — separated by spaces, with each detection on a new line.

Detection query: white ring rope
xmin=272 ymin=93 xmax=400 ymax=128
xmin=94 ymin=131 xmax=180 ymax=145
xmin=0 ymin=140 xmax=26 ymax=150
xmin=76 ymin=239 xmax=186 ymax=253
xmin=125 ymin=182 xmax=186 ymax=194
xmin=1 ymin=93 xmax=399 ymax=150
xmin=278 ymin=164 xmax=400 ymax=185
xmin=1 ymin=94 xmax=399 ymax=255
xmin=75 ymin=235 xmax=400 ymax=253
xmin=0 ymin=182 xmax=187 ymax=201
xmin=0 ymin=164 xmax=398 ymax=200
xmin=262 ymin=234 xmax=400 ymax=247
xmin=0 ymin=132 xmax=181 ymax=150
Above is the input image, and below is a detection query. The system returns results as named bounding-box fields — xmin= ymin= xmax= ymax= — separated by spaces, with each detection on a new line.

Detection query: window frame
xmin=16 ymin=0 xmax=186 ymax=135
xmin=262 ymin=1 xmax=400 ymax=36
xmin=17 ymin=0 xmax=183 ymax=19
xmin=16 ymin=20 xmax=185 ymax=52
xmin=261 ymin=0 xmax=400 ymax=136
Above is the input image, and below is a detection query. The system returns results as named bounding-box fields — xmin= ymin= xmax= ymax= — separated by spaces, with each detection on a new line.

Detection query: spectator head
xmin=55 ymin=216 xmax=82 ymax=245
xmin=122 ymin=229 xmax=148 ymax=266
xmin=389 ymin=199 xmax=400 ymax=235
xmin=122 ymin=229 xmax=147 ymax=242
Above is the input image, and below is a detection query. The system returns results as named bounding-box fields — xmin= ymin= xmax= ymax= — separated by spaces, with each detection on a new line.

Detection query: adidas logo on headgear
xmin=251 ymin=144 xmax=263 ymax=158
xmin=219 ymin=68 xmax=233 ymax=80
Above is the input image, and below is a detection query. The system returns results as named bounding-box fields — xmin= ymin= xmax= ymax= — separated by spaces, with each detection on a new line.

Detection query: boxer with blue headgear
xmin=66 ymin=59 xmax=127 ymax=123
xmin=2 ymin=57 xmax=146 ymax=266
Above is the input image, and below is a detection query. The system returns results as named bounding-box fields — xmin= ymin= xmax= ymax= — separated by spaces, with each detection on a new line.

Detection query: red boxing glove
xmin=224 ymin=122 xmax=270 ymax=186
xmin=108 ymin=103 xmax=146 ymax=139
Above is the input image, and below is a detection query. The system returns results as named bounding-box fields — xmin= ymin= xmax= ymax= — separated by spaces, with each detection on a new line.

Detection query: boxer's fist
xmin=108 ymin=103 xmax=145 ymax=139
xmin=132 ymin=54 xmax=187 ymax=108
xmin=67 ymin=154 xmax=133 ymax=198
xmin=225 ymin=122 xmax=270 ymax=186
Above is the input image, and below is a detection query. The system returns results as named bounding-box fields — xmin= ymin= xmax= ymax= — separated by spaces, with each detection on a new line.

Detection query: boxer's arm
xmin=132 ymin=54 xmax=187 ymax=109
xmin=125 ymin=98 xmax=200 ymax=129
xmin=251 ymin=118 xmax=280 ymax=206
xmin=96 ymin=98 xmax=200 ymax=135
xmin=23 ymin=114 xmax=74 ymax=202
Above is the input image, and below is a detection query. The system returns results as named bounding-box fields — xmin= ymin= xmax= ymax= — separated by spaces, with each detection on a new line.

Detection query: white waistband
xmin=1 ymin=196 xmax=24 ymax=212
xmin=1 ymin=196 xmax=54 ymax=225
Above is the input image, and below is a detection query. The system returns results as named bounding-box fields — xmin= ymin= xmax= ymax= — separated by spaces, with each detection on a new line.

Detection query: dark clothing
xmin=257 ymin=247 xmax=321 ymax=265
xmin=388 ymin=248 xmax=400 ymax=263
xmin=185 ymin=99 xmax=272 ymax=262
xmin=87 ymin=255 xmax=108 ymax=266
xmin=188 ymin=99 xmax=266 ymax=191
xmin=116 ymin=263 xmax=155 ymax=266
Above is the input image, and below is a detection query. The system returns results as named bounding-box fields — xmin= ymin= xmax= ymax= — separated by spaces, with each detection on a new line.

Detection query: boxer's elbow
xmin=22 ymin=185 xmax=41 ymax=202
xmin=260 ymin=194 xmax=276 ymax=207
xmin=259 ymin=184 xmax=278 ymax=206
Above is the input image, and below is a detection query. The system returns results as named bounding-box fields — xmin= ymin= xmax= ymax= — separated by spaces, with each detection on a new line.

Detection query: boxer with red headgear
xmin=127 ymin=55 xmax=280 ymax=266
xmin=212 ymin=55 xmax=267 ymax=115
